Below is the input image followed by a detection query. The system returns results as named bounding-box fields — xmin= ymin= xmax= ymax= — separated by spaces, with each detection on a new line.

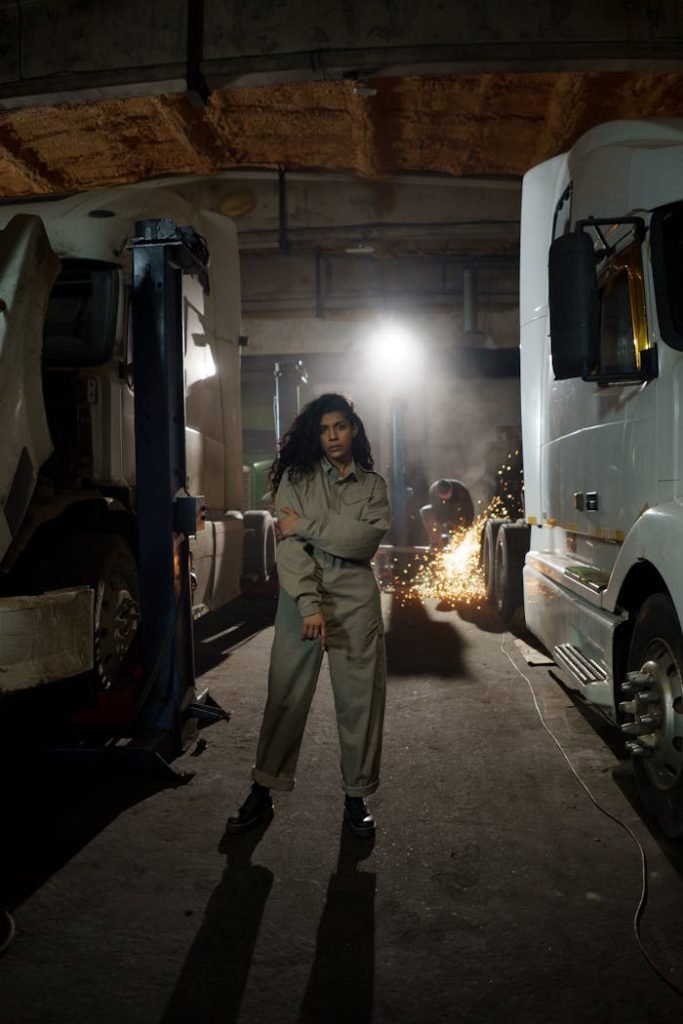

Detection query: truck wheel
xmin=34 ymin=532 xmax=140 ymax=691
xmin=70 ymin=534 xmax=140 ymax=691
xmin=624 ymin=592 xmax=683 ymax=837
xmin=242 ymin=511 xmax=276 ymax=581
xmin=494 ymin=523 xmax=530 ymax=625
xmin=482 ymin=518 xmax=505 ymax=604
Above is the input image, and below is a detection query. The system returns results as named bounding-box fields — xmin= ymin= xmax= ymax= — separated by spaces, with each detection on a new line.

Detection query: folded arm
xmin=275 ymin=536 xmax=321 ymax=616
xmin=274 ymin=473 xmax=321 ymax=616
xmin=296 ymin=476 xmax=390 ymax=561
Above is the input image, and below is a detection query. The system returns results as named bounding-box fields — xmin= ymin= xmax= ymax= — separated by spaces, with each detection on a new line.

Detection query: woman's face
xmin=319 ymin=410 xmax=357 ymax=468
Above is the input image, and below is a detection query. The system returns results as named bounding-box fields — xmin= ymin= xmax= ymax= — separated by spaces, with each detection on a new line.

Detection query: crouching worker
xmin=419 ymin=478 xmax=474 ymax=548
xmin=227 ymin=393 xmax=390 ymax=838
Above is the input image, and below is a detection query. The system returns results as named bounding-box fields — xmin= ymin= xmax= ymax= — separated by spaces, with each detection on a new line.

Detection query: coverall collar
xmin=321 ymin=455 xmax=358 ymax=481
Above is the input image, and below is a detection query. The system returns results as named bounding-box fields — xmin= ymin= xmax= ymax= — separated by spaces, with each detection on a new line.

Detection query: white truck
xmin=482 ymin=119 xmax=683 ymax=837
xmin=0 ymin=182 xmax=274 ymax=709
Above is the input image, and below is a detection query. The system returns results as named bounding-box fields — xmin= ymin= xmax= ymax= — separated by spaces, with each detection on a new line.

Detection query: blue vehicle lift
xmin=127 ymin=218 xmax=228 ymax=774
xmin=43 ymin=218 xmax=228 ymax=780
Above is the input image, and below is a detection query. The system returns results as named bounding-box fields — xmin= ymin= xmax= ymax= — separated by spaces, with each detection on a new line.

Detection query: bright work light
xmin=365 ymin=318 xmax=422 ymax=392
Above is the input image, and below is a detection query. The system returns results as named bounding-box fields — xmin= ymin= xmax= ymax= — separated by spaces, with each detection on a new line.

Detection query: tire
xmin=482 ymin=518 xmax=505 ymax=604
xmin=494 ymin=523 xmax=530 ymax=625
xmin=30 ymin=532 xmax=140 ymax=691
xmin=242 ymin=510 xmax=276 ymax=581
xmin=626 ymin=592 xmax=683 ymax=838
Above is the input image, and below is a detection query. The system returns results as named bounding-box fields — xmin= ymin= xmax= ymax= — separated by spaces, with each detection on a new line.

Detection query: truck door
xmin=545 ymin=238 xmax=656 ymax=557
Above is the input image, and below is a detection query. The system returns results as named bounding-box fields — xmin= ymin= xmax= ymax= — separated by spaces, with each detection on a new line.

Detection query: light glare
xmin=366 ymin=319 xmax=421 ymax=391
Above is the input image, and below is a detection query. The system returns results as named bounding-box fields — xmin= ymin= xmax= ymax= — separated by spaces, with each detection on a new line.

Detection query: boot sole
xmin=225 ymin=805 xmax=274 ymax=835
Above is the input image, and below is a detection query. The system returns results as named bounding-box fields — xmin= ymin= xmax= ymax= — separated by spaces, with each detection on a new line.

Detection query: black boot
xmin=226 ymin=782 xmax=273 ymax=835
xmin=344 ymin=795 xmax=375 ymax=838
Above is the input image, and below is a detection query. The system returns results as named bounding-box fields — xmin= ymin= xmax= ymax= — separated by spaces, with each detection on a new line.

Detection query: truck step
xmin=553 ymin=642 xmax=608 ymax=684
xmin=564 ymin=565 xmax=610 ymax=592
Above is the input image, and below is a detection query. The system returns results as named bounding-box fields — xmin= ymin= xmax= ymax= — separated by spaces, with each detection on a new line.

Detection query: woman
xmin=227 ymin=393 xmax=390 ymax=837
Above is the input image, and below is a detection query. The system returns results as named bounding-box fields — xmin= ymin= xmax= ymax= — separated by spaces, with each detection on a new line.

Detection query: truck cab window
xmin=599 ymin=270 xmax=638 ymax=376
xmin=43 ymin=259 xmax=119 ymax=367
xmin=651 ymin=201 xmax=683 ymax=350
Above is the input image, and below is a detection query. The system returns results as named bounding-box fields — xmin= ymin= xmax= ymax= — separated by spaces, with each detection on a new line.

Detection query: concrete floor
xmin=1 ymin=595 xmax=683 ymax=1023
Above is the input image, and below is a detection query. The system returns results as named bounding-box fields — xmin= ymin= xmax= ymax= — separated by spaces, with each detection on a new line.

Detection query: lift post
xmin=128 ymin=219 xmax=211 ymax=763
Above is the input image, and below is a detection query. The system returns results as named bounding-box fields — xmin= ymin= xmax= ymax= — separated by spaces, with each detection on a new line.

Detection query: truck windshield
xmin=651 ymin=202 xmax=683 ymax=351
xmin=43 ymin=259 xmax=119 ymax=366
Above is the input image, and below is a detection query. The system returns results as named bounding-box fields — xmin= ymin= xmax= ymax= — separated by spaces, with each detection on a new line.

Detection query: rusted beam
xmin=0 ymin=123 xmax=70 ymax=194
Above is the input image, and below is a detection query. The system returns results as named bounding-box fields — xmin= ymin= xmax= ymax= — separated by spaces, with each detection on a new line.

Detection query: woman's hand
xmin=302 ymin=611 xmax=327 ymax=649
xmin=276 ymin=506 xmax=300 ymax=539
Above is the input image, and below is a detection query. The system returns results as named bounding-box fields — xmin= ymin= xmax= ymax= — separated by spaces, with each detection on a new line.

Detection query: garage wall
xmin=241 ymin=307 xmax=521 ymax=518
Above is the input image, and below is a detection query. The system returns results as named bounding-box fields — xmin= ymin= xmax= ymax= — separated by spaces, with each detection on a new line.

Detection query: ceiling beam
xmin=1 ymin=1 xmax=683 ymax=110
xmin=0 ymin=123 xmax=68 ymax=193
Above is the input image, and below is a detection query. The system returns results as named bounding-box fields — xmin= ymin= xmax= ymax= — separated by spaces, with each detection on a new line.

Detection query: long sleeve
xmin=296 ymin=475 xmax=390 ymax=561
xmin=274 ymin=474 xmax=321 ymax=616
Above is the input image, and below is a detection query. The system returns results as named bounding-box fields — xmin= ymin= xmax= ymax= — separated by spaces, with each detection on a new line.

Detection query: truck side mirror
xmin=548 ymin=231 xmax=599 ymax=380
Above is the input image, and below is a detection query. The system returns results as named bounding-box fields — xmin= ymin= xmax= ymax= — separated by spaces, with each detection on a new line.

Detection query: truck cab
xmin=0 ymin=182 xmax=274 ymax=702
xmin=516 ymin=120 xmax=683 ymax=836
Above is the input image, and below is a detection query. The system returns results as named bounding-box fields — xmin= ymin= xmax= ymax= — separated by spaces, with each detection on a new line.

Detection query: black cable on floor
xmin=0 ymin=910 xmax=15 ymax=954
xmin=501 ymin=634 xmax=683 ymax=1000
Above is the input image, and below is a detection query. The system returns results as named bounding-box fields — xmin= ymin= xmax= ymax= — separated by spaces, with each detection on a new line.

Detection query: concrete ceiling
xmin=3 ymin=70 xmax=683 ymax=198
xmin=3 ymin=2 xmax=683 ymax=323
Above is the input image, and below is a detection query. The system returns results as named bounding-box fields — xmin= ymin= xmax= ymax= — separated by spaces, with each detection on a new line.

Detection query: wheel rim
xmin=634 ymin=643 xmax=683 ymax=792
xmin=94 ymin=570 xmax=140 ymax=688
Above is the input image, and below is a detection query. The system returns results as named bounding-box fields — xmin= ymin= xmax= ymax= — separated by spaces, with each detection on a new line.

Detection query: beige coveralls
xmin=252 ymin=458 xmax=390 ymax=797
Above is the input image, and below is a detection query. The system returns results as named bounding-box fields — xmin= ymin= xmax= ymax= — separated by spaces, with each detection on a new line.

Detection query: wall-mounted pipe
xmin=315 ymin=248 xmax=324 ymax=318
xmin=278 ymin=168 xmax=290 ymax=254
xmin=463 ymin=267 xmax=477 ymax=334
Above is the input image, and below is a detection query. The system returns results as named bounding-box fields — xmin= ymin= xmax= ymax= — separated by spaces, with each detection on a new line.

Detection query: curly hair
xmin=268 ymin=392 xmax=374 ymax=495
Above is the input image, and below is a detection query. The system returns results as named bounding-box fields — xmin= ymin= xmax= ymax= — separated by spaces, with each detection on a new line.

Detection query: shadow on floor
xmin=384 ymin=596 xmax=469 ymax=679
xmin=0 ymin=600 xmax=269 ymax=915
xmin=541 ymin=669 xmax=683 ymax=880
xmin=0 ymin=761 xmax=184 ymax=913
xmin=455 ymin=601 xmax=539 ymax=641
xmin=194 ymin=597 xmax=277 ymax=677
xmin=611 ymin=765 xmax=683 ymax=880
xmin=159 ymin=821 xmax=275 ymax=1024
xmin=159 ymin=822 xmax=376 ymax=1024
xmin=451 ymin=601 xmax=507 ymax=633
xmin=298 ymin=826 xmax=375 ymax=1024
xmin=547 ymin=670 xmax=629 ymax=763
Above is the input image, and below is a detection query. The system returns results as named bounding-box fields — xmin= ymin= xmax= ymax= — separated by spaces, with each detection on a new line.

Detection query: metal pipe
xmin=278 ymin=168 xmax=290 ymax=254
xmin=463 ymin=267 xmax=477 ymax=333
xmin=238 ymin=219 xmax=520 ymax=248
xmin=315 ymin=247 xmax=324 ymax=318
xmin=389 ymin=401 xmax=408 ymax=547
xmin=186 ymin=0 xmax=209 ymax=105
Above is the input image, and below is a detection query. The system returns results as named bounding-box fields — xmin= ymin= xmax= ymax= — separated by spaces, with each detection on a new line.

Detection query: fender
xmin=603 ymin=502 xmax=683 ymax=614
xmin=2 ymin=493 xmax=134 ymax=574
